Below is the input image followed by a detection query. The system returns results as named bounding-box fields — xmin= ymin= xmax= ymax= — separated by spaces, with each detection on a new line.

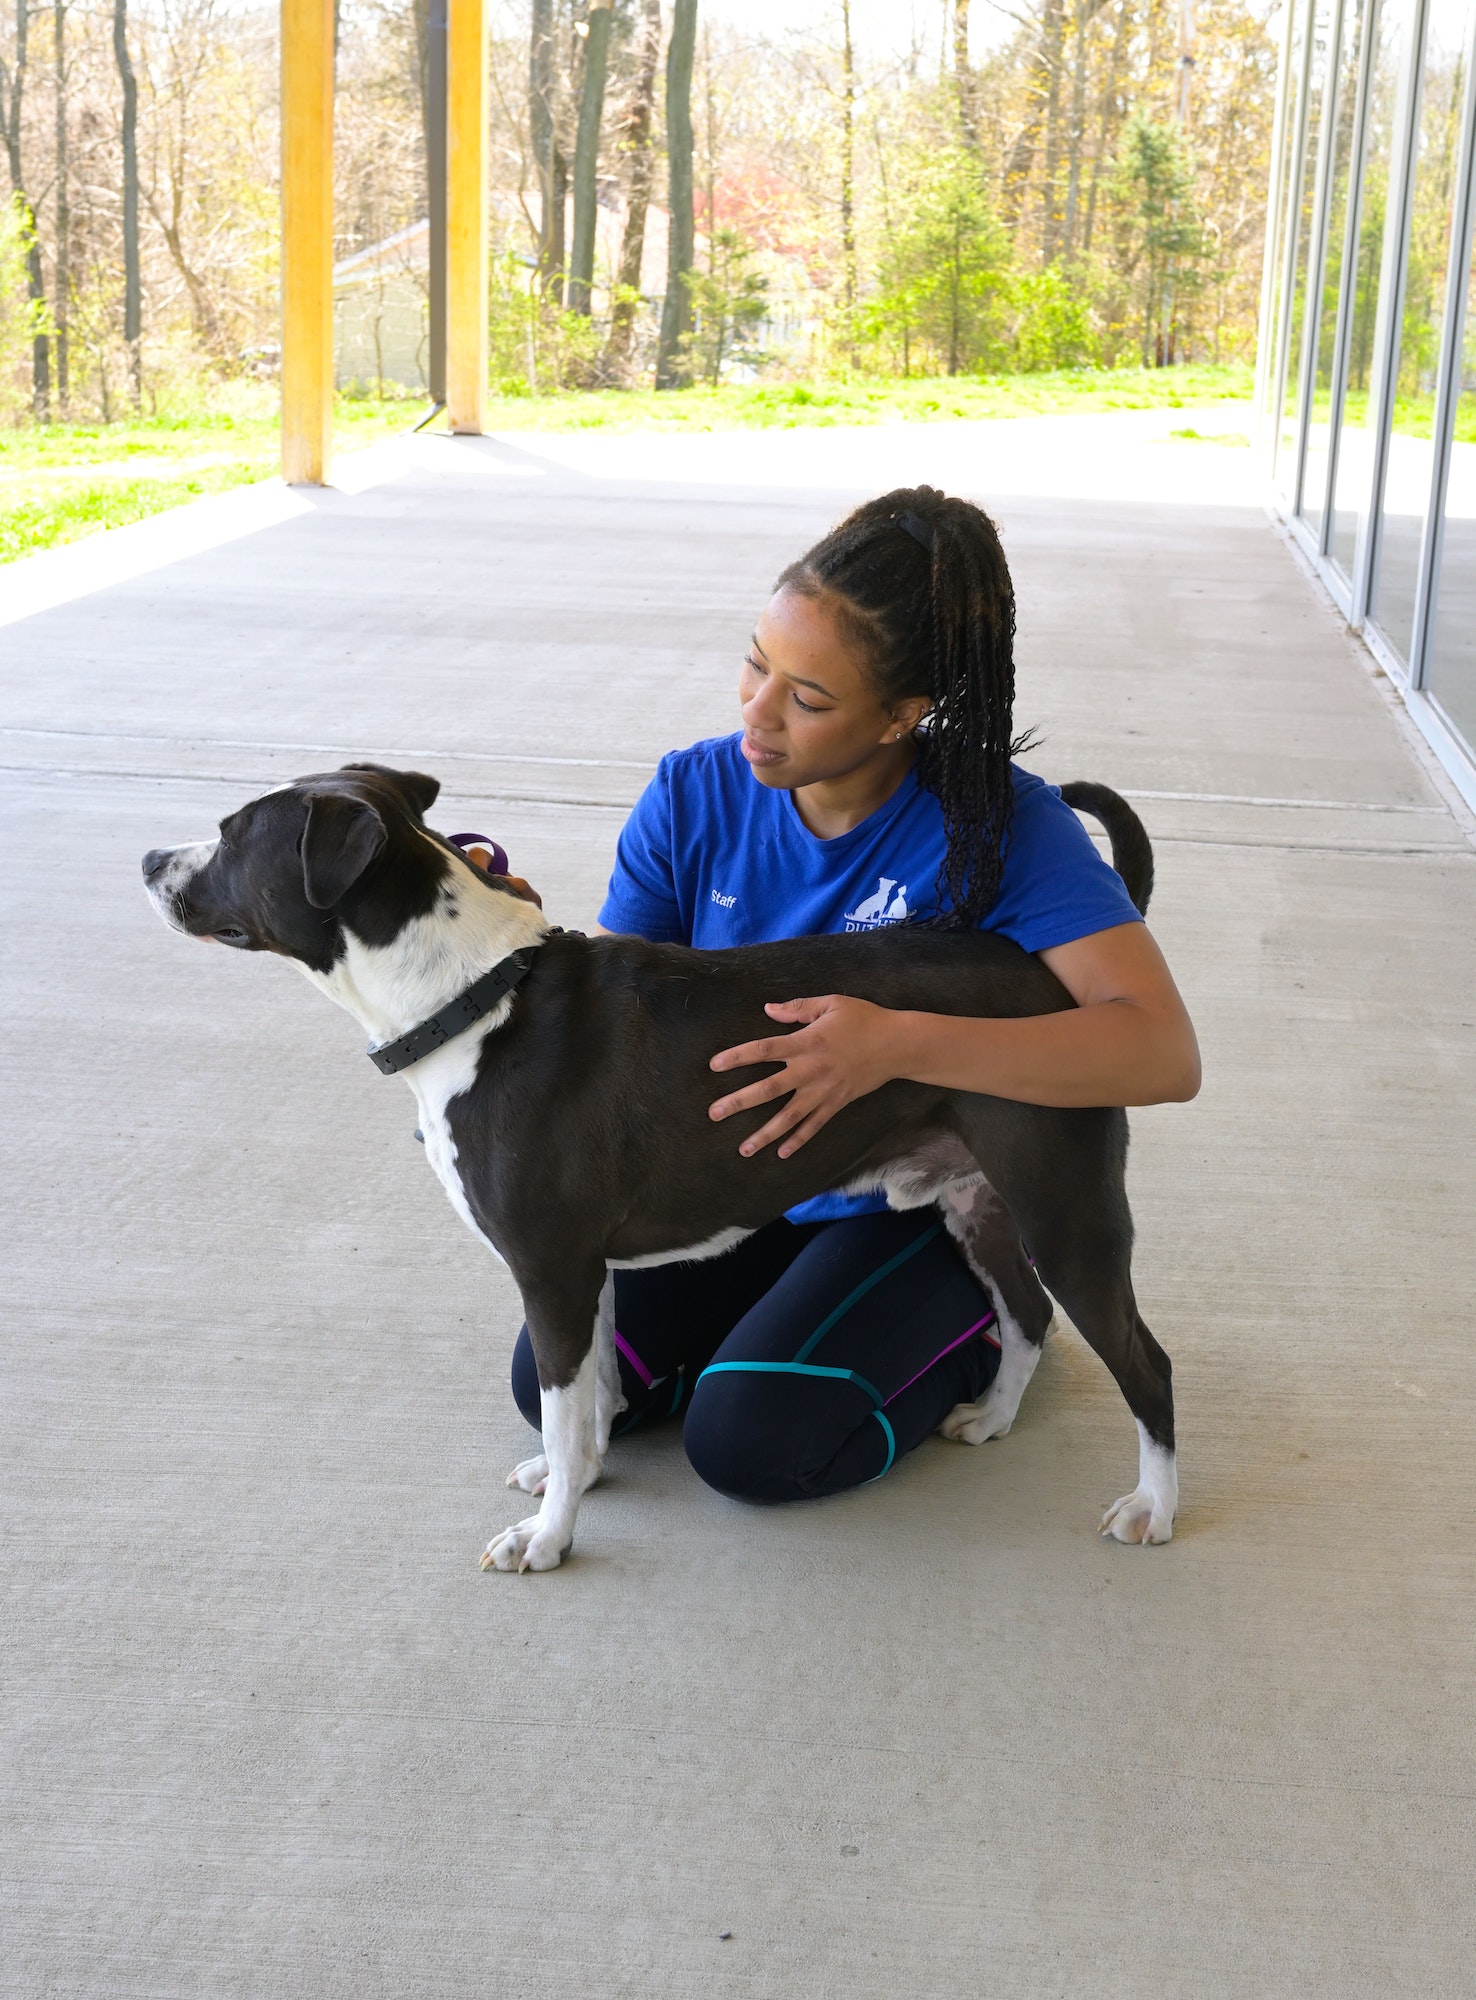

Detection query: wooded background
xmin=0 ymin=0 xmax=1280 ymax=422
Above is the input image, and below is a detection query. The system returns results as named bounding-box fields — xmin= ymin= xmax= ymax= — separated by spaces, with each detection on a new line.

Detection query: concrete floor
xmin=3 ymin=416 xmax=1475 ymax=1999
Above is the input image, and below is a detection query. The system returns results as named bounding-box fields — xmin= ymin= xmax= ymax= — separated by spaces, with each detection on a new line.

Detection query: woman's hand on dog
xmin=708 ymin=995 xmax=900 ymax=1159
xmin=709 ymin=924 xmax=1201 ymax=1156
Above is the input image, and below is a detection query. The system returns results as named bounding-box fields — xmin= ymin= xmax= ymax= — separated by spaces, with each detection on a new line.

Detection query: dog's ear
xmin=301 ymin=792 xmax=387 ymax=908
xmin=341 ymin=763 xmax=440 ymax=817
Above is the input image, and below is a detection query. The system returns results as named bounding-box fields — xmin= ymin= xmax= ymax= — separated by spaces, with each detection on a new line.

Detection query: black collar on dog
xmin=367 ymin=934 xmax=561 ymax=1076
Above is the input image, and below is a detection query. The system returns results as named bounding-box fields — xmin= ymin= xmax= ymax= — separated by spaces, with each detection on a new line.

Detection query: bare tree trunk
xmin=1001 ymin=0 xmax=1053 ymax=230
xmin=549 ymin=145 xmax=567 ymax=301
xmin=1082 ymin=0 xmax=1129 ymax=257
xmin=948 ymin=209 xmax=961 ymax=375
xmin=1056 ymin=0 xmax=1104 ymax=258
xmin=413 ymin=0 xmax=447 ymax=402
xmin=953 ymin=0 xmax=979 ymax=151
xmin=530 ymin=0 xmax=559 ymax=291
xmin=1 ymin=0 xmax=51 ymax=415
xmin=702 ymin=18 xmax=714 ymax=272
xmin=656 ymin=0 xmax=696 ymax=389
xmin=568 ymin=0 xmax=612 ymax=315
xmin=52 ymin=0 xmax=68 ymax=409
xmin=1039 ymin=0 xmax=1066 ymax=262
xmin=840 ymin=0 xmax=856 ymax=355
xmin=113 ymin=0 xmax=140 ymax=401
xmin=603 ymin=0 xmax=659 ymax=371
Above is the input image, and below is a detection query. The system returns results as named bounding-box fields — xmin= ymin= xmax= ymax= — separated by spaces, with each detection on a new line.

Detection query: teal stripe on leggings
xmin=869 ymin=1410 xmax=896 ymax=1480
xmin=698 ymin=1358 xmax=885 ymax=1409
xmin=790 ymin=1222 xmax=943 ymax=1365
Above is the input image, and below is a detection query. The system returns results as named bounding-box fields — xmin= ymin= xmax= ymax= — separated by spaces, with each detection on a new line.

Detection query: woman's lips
xmin=741 ymin=733 xmax=785 ymax=767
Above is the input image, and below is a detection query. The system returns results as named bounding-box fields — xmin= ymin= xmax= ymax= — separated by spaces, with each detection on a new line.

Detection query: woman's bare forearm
xmin=879 ymin=998 xmax=1202 ymax=1109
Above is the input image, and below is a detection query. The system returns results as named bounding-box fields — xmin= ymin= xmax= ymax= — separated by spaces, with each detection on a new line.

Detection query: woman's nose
xmin=742 ymin=679 xmax=780 ymax=726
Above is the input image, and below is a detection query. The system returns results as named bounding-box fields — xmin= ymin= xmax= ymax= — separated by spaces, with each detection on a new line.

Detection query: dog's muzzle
xmin=141 ymin=841 xmax=231 ymax=937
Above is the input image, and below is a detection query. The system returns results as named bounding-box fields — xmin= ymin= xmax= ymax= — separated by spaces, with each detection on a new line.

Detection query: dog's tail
xmin=1059 ymin=781 xmax=1154 ymax=916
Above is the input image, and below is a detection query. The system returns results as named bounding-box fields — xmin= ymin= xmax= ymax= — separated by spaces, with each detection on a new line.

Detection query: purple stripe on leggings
xmin=613 ymin=1329 xmax=654 ymax=1389
xmin=883 ymin=1311 xmax=999 ymax=1408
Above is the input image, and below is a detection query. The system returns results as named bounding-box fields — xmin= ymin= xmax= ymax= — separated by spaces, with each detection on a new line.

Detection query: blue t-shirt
xmin=599 ymin=733 xmax=1141 ymax=1221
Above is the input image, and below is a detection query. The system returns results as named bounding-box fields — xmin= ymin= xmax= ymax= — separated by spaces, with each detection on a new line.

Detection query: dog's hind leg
xmin=935 ymin=1180 xmax=1056 ymax=1446
xmin=484 ymin=1261 xmax=606 ymax=1573
xmin=954 ymin=1104 xmax=1177 ymax=1543
xmin=1024 ymin=1216 xmax=1176 ymax=1545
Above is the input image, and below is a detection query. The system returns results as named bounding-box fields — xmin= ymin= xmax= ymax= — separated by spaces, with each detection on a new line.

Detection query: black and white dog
xmin=143 ymin=763 xmax=1177 ymax=1571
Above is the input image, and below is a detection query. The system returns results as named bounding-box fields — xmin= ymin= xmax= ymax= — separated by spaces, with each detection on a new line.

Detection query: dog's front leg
xmin=506 ymin=1273 xmax=624 ymax=1500
xmin=484 ymin=1268 xmax=605 ymax=1573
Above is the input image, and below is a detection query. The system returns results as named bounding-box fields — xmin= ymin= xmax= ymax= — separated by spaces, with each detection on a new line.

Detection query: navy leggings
xmin=510 ymin=1212 xmax=1003 ymax=1503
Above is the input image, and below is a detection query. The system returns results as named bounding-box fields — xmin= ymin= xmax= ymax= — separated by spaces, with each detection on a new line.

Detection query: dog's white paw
xmin=1100 ymin=1487 xmax=1175 ymax=1545
xmin=479 ymin=1515 xmax=570 ymax=1573
xmin=938 ymin=1390 xmax=1013 ymax=1444
xmin=506 ymin=1452 xmax=549 ymax=1495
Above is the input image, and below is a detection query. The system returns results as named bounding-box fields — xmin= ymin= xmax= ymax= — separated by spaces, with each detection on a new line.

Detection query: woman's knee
xmin=683 ymin=1374 xmax=800 ymax=1502
xmin=684 ymin=1370 xmax=885 ymax=1503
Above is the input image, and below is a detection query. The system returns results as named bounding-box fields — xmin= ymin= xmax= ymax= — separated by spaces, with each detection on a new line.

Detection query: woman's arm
xmin=708 ymin=921 xmax=1201 ymax=1159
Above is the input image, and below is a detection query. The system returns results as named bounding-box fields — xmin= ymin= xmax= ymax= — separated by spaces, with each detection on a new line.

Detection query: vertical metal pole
xmin=1270 ymin=0 xmax=1320 ymax=490
xmin=281 ymin=0 xmax=335 ymax=485
xmin=1320 ymin=0 xmax=1383 ymax=566
xmin=446 ymin=0 xmax=488 ymax=433
xmin=1408 ymin=10 xmax=1476 ymax=687
xmin=1292 ymin=0 xmax=1349 ymax=523
xmin=1254 ymin=0 xmax=1298 ymax=448
xmin=1350 ymin=0 xmax=1430 ymax=629
xmin=427 ymin=0 xmax=447 ymax=404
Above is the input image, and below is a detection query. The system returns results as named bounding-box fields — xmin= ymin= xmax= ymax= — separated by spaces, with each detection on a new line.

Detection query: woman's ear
xmin=886 ymin=697 xmax=931 ymax=741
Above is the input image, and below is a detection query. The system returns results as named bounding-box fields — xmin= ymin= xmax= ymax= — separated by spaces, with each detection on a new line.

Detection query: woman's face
xmin=738 ymin=586 xmax=929 ymax=791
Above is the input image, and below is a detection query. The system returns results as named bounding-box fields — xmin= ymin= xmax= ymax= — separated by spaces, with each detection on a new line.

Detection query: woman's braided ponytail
xmin=776 ymin=485 xmax=1021 ymax=927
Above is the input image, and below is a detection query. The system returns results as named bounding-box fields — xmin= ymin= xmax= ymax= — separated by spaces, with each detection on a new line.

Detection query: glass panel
xmin=1329 ymin=0 xmax=1417 ymax=575
xmin=1263 ymin=0 xmax=1312 ymax=446
xmin=1276 ymin=0 xmax=1337 ymax=495
xmin=1369 ymin=0 xmax=1476 ymax=660
xmin=1302 ymin=0 xmax=1371 ymax=536
xmin=1427 ymin=232 xmax=1476 ymax=750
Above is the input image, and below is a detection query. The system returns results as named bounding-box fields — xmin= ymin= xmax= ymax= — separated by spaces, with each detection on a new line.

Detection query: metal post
xmin=1253 ymin=0 xmax=1299 ymax=446
xmin=1350 ymin=0 xmax=1431 ymax=630
xmin=1408 ymin=7 xmax=1476 ymax=687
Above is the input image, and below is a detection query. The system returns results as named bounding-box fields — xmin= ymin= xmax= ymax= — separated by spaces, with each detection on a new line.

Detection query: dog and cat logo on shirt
xmin=710 ymin=873 xmax=909 ymax=927
xmin=844 ymin=876 xmax=909 ymax=928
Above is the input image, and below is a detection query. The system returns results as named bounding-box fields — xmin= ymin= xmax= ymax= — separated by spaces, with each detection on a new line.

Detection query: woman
xmin=508 ymin=486 xmax=1200 ymax=1502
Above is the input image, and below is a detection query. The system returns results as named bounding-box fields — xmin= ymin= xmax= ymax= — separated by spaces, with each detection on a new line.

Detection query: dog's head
xmin=142 ymin=763 xmax=489 ymax=972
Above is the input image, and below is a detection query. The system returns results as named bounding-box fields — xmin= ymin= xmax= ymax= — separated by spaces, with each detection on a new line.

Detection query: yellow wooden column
xmin=446 ymin=0 xmax=488 ymax=434
xmin=280 ymin=0 xmax=334 ymax=484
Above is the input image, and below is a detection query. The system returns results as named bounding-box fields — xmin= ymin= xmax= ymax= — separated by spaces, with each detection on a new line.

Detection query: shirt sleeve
xmin=986 ymin=780 xmax=1144 ymax=954
xmin=598 ymin=760 xmax=687 ymax=942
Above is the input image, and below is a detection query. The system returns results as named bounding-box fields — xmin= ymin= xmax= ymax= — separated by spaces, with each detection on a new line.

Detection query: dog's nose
xmin=142 ymin=848 xmax=172 ymax=882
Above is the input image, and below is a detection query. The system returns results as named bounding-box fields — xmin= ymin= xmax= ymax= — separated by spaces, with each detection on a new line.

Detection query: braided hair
xmin=775 ymin=485 xmax=1022 ymax=929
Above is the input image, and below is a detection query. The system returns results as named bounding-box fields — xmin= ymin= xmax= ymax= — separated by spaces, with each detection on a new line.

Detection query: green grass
xmin=474 ymin=363 xmax=1254 ymax=434
xmin=1 ymin=366 xmax=1254 ymax=565
xmin=0 ymin=397 xmax=412 ymax=564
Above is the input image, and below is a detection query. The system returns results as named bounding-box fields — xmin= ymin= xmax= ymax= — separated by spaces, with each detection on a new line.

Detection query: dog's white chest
xmin=408 ymin=1035 xmax=507 ymax=1267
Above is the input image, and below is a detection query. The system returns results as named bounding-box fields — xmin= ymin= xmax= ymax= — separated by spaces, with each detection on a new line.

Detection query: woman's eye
xmin=793 ymin=692 xmax=822 ymax=714
xmin=743 ymin=653 xmax=766 ymax=677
